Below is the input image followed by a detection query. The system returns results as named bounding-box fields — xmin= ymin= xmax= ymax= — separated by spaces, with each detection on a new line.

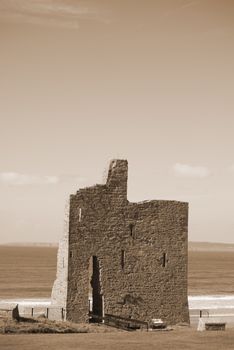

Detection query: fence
xmin=190 ymin=308 xmax=234 ymax=329
xmin=90 ymin=313 xmax=149 ymax=331
xmin=22 ymin=306 xmax=66 ymax=321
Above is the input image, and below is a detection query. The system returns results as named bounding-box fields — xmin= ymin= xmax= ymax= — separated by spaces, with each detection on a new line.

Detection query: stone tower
xmin=52 ymin=159 xmax=189 ymax=324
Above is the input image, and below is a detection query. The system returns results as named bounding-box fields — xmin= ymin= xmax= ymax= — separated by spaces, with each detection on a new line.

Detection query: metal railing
xmin=90 ymin=313 xmax=149 ymax=331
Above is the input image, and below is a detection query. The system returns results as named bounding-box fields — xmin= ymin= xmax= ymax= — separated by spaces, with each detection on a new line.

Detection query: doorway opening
xmin=89 ymin=256 xmax=103 ymax=322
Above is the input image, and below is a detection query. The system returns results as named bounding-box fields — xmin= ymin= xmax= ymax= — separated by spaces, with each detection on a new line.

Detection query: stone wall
xmin=51 ymin=201 xmax=69 ymax=319
xmin=52 ymin=159 xmax=189 ymax=325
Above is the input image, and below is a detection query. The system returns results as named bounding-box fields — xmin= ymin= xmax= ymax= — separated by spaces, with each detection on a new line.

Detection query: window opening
xmin=162 ymin=253 xmax=167 ymax=267
xmin=129 ymin=224 xmax=134 ymax=237
xmin=121 ymin=250 xmax=125 ymax=270
xmin=79 ymin=208 xmax=82 ymax=222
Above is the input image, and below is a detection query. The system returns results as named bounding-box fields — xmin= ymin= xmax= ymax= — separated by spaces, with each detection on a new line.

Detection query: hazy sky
xmin=0 ymin=0 xmax=234 ymax=243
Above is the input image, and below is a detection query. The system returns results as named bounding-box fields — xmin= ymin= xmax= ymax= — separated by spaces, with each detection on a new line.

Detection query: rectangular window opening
xmin=79 ymin=208 xmax=82 ymax=222
xmin=162 ymin=253 xmax=167 ymax=267
xmin=129 ymin=224 xmax=134 ymax=237
xmin=121 ymin=250 xmax=125 ymax=270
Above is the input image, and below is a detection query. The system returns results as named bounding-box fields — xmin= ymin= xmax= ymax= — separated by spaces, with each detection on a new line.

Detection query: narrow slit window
xmin=121 ymin=250 xmax=125 ymax=270
xmin=162 ymin=253 xmax=167 ymax=267
xmin=129 ymin=224 xmax=134 ymax=237
xmin=79 ymin=208 xmax=82 ymax=222
xmin=70 ymin=250 xmax=73 ymax=259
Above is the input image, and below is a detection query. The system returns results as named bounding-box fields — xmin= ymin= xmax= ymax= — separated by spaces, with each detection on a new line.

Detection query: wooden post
xmin=200 ymin=310 xmax=202 ymax=318
xmin=31 ymin=308 xmax=33 ymax=317
xmin=61 ymin=308 xmax=64 ymax=320
xmin=46 ymin=308 xmax=49 ymax=318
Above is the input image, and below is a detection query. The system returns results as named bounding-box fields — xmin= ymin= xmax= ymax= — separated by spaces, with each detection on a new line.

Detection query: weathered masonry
xmin=51 ymin=160 xmax=189 ymax=325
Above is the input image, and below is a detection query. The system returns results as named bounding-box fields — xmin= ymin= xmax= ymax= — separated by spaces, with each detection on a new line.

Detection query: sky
xmin=0 ymin=0 xmax=234 ymax=244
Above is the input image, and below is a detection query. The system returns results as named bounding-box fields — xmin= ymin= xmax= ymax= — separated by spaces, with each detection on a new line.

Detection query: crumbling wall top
xmin=105 ymin=159 xmax=128 ymax=198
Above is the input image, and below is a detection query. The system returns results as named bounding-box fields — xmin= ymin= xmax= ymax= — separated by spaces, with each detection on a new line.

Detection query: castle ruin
xmin=51 ymin=159 xmax=189 ymax=325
